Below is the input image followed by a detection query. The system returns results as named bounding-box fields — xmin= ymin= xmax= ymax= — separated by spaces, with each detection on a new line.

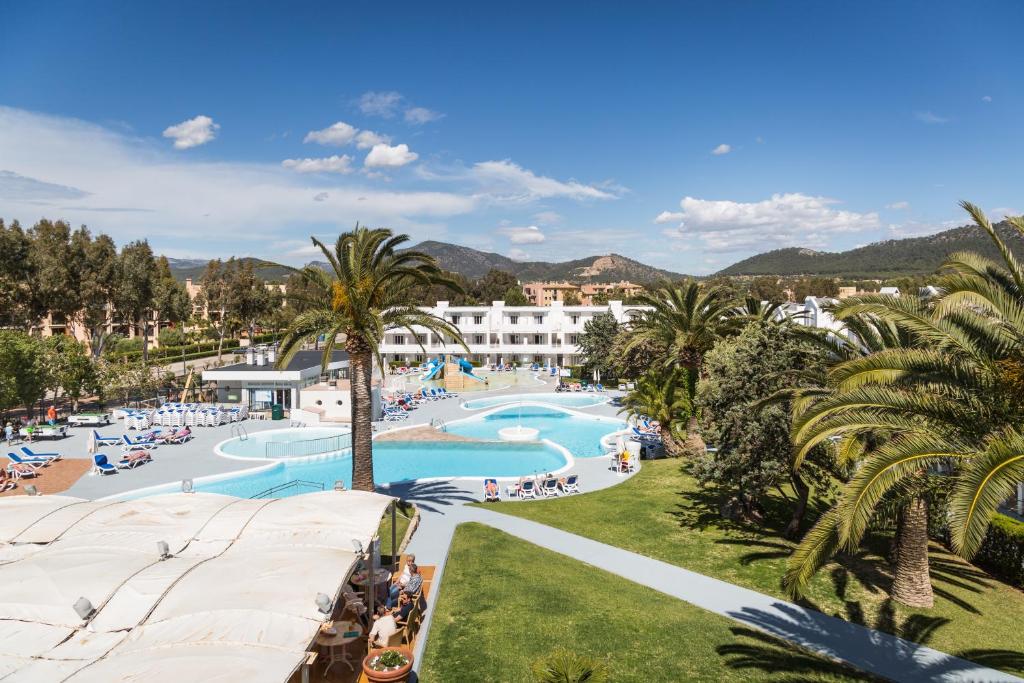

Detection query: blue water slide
xmin=458 ymin=358 xmax=486 ymax=382
xmin=423 ymin=357 xmax=444 ymax=381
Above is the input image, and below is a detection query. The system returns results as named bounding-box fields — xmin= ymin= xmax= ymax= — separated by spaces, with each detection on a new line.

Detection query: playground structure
xmin=421 ymin=355 xmax=487 ymax=389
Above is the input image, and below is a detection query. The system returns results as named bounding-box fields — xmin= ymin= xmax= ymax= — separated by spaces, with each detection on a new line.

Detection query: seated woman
xmin=617 ymin=451 xmax=631 ymax=473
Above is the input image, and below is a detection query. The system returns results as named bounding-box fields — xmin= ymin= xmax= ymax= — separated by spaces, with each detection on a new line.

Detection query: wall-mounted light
xmin=24 ymin=484 xmax=39 ymax=496
xmin=73 ymin=597 xmax=95 ymax=621
xmin=181 ymin=479 xmax=193 ymax=493
xmin=334 ymin=480 xmax=346 ymax=491
xmin=157 ymin=540 xmax=171 ymax=559
xmin=315 ymin=593 xmax=332 ymax=615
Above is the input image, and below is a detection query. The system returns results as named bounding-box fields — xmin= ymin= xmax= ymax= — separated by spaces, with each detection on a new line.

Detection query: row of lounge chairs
xmin=93 ymin=450 xmax=153 ymax=474
xmin=5 ymin=447 xmax=62 ymax=480
xmin=482 ymin=474 xmax=581 ymax=501
xmin=382 ymin=389 xmax=458 ymax=422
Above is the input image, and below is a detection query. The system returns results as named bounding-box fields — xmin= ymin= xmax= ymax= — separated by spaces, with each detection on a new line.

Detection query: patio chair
xmin=540 ymin=477 xmax=559 ymax=497
xmin=6 ymin=453 xmax=47 ymax=470
xmin=121 ymin=434 xmax=157 ymax=451
xmin=7 ymin=462 xmax=38 ymax=479
xmin=518 ymin=479 xmax=538 ymax=500
xmin=117 ymin=450 xmax=152 ymax=469
xmin=92 ymin=430 xmax=121 ymax=447
xmin=561 ymin=474 xmax=580 ymax=494
xmin=93 ymin=454 xmax=117 ymax=475
xmin=20 ymin=446 xmax=61 ymax=462
xmin=482 ymin=478 xmax=501 ymax=502
xmin=595 ymin=383 xmax=605 ymax=392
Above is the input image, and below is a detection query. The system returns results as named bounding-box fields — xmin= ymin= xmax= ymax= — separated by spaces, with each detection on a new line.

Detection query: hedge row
xmin=972 ymin=513 xmax=1024 ymax=587
xmin=107 ymin=333 xmax=280 ymax=363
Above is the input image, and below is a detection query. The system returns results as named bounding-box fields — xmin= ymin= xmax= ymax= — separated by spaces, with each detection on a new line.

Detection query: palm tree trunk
xmin=891 ymin=496 xmax=934 ymax=608
xmin=347 ymin=338 xmax=375 ymax=492
xmin=683 ymin=415 xmax=706 ymax=457
xmin=785 ymin=469 xmax=810 ymax=539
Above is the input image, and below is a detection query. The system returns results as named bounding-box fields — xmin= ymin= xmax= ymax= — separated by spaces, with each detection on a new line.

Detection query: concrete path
xmin=406 ymin=503 xmax=1023 ymax=683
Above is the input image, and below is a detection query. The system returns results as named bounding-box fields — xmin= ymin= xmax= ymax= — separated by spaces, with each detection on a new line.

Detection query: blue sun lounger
xmin=20 ymin=446 xmax=61 ymax=462
xmin=93 ymin=453 xmax=117 ymax=475
xmin=92 ymin=430 xmax=121 ymax=447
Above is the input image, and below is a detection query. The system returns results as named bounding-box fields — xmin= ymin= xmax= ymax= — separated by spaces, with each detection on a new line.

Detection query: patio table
xmin=316 ymin=620 xmax=363 ymax=675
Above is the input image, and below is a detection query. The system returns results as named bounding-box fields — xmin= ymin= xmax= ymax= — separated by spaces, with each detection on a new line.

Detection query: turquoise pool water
xmin=445 ymin=406 xmax=624 ymax=457
xmin=190 ymin=441 xmax=568 ymax=497
xmin=462 ymin=392 xmax=607 ymax=410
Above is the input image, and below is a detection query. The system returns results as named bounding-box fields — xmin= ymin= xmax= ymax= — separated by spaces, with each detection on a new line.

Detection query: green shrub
xmin=158 ymin=329 xmax=188 ymax=347
xmin=973 ymin=513 xmax=1024 ymax=587
xmin=531 ymin=648 xmax=608 ymax=683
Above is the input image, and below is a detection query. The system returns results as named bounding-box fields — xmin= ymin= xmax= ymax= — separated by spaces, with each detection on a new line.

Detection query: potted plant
xmin=361 ymin=646 xmax=414 ymax=683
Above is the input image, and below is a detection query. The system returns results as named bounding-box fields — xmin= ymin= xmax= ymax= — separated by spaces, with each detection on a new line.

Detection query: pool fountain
xmin=498 ymin=425 xmax=540 ymax=441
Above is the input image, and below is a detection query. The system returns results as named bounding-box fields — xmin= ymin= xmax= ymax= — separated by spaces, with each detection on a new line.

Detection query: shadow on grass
xmin=718 ymin=627 xmax=881 ymax=682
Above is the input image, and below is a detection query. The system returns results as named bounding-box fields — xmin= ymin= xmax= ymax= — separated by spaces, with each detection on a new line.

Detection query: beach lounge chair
xmin=93 ymin=454 xmax=117 ymax=475
xmin=91 ymin=430 xmax=118 ymax=446
xmin=20 ymin=447 xmax=61 ymax=462
xmin=482 ymin=478 xmax=501 ymax=502
xmin=595 ymin=383 xmax=604 ymax=392
xmin=631 ymin=427 xmax=660 ymax=443
xmin=540 ymin=477 xmax=560 ymax=497
xmin=6 ymin=453 xmax=47 ymax=470
xmin=121 ymin=434 xmax=157 ymax=451
xmin=561 ymin=474 xmax=580 ymax=494
xmin=0 ymin=472 xmax=14 ymax=493
xmin=518 ymin=479 xmax=538 ymax=500
xmin=7 ymin=462 xmax=38 ymax=479
xmin=117 ymin=450 xmax=152 ymax=469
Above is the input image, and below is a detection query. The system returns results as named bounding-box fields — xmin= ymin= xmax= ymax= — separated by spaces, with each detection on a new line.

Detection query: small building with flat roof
xmin=202 ymin=346 xmax=349 ymax=412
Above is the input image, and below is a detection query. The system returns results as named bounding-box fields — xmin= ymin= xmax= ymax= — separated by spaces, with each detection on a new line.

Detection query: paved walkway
xmin=405 ymin=504 xmax=1023 ymax=683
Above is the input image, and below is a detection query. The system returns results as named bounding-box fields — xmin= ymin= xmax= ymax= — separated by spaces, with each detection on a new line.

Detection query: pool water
xmin=444 ymin=406 xmax=624 ymax=457
xmin=463 ymin=392 xmax=608 ymax=410
xmin=219 ymin=427 xmax=350 ymax=458
xmin=191 ymin=441 xmax=568 ymax=497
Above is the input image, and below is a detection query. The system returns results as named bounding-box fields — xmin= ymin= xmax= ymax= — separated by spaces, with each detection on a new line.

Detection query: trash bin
xmin=271 ymin=404 xmax=284 ymax=420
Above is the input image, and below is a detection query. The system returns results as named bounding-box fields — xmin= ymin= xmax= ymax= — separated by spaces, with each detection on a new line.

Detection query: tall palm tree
xmin=617 ymin=367 xmax=692 ymax=457
xmin=276 ymin=226 xmax=466 ymax=491
xmin=783 ymin=203 xmax=1024 ymax=608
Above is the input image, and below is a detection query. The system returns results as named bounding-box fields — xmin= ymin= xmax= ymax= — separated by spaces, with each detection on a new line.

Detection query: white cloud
xmin=355 ymin=129 xmax=390 ymax=149
xmin=654 ymin=210 xmax=685 ymax=224
xmin=507 ymin=247 xmax=531 ymax=261
xmin=711 ymin=143 xmax=731 ymax=155
xmin=755 ymin=136 xmax=765 ymax=144
xmin=498 ymin=225 xmax=546 ymax=244
xmin=404 ymin=107 xmax=444 ymax=125
xmin=886 ymin=201 xmax=910 ymax=210
xmin=915 ymin=111 xmax=949 ymax=124
xmin=470 ymin=160 xmax=617 ymax=201
xmin=303 ymin=121 xmax=358 ymax=146
xmin=532 ymin=210 xmax=563 ymax=225
xmin=658 ymin=192 xmax=879 ymax=252
xmin=162 ymin=115 xmax=219 ymax=149
xmin=281 ymin=155 xmax=354 ymax=174
xmin=364 ymin=143 xmax=418 ymax=168
xmin=982 ymin=95 xmax=993 ymax=103
xmin=358 ymin=91 xmax=403 ymax=118
xmin=0 ymin=106 xmax=477 ymax=256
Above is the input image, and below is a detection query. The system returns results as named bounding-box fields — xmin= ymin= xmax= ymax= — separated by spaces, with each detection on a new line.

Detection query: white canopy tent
xmin=0 ymin=490 xmax=394 ymax=682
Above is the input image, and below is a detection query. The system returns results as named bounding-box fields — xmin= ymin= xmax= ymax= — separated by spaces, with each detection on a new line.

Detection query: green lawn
xmin=480 ymin=460 xmax=1024 ymax=675
xmin=420 ymin=523 xmax=877 ymax=682
xmin=377 ymin=501 xmax=415 ymax=559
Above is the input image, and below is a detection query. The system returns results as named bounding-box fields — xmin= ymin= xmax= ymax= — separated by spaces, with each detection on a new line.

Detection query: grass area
xmin=420 ymin=523 xmax=877 ymax=682
xmin=376 ymin=500 xmax=415 ymax=557
xmin=479 ymin=460 xmax=1024 ymax=675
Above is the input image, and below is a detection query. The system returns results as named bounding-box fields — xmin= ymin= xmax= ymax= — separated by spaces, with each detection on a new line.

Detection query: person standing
xmin=47 ymin=404 xmax=57 ymax=426
xmin=3 ymin=423 xmax=12 ymax=446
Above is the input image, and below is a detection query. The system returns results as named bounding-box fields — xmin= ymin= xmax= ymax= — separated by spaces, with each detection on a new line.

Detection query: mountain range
xmin=164 ymin=219 xmax=1023 ymax=284
xmin=717 ymin=220 xmax=1023 ymax=279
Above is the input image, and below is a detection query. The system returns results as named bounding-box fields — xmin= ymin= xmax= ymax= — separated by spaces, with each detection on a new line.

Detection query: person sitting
xmin=484 ymin=479 xmax=499 ymax=500
xmin=617 ymin=451 xmax=631 ymax=473
xmin=367 ymin=604 xmax=399 ymax=647
xmin=392 ymin=591 xmax=415 ymax=626
xmin=403 ymin=563 xmax=423 ymax=598
xmin=385 ymin=554 xmax=416 ymax=608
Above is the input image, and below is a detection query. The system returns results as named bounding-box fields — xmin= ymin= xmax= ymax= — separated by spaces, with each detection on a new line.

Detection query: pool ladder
xmin=230 ymin=424 xmax=249 ymax=441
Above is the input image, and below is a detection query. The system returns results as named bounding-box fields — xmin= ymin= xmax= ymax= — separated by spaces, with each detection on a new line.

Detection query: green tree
xmin=151 ymin=256 xmax=192 ymax=344
xmin=72 ymin=228 xmax=120 ymax=357
xmin=618 ymin=367 xmax=692 ymax=457
xmin=27 ymin=219 xmax=82 ymax=329
xmin=114 ymin=240 xmax=157 ymax=361
xmin=0 ymin=219 xmax=34 ymax=327
xmin=276 ymin=226 xmax=466 ymax=491
xmin=562 ymin=290 xmax=581 ymax=306
xmin=472 ymin=269 xmax=519 ymax=303
xmin=694 ymin=320 xmax=830 ymax=528
xmin=0 ymin=332 xmax=47 ymax=416
xmin=502 ymin=285 xmax=530 ymax=306
xmin=228 ymin=260 xmax=275 ymax=342
xmin=196 ymin=259 xmax=235 ymax=361
xmin=43 ymin=336 xmax=97 ymax=412
xmin=749 ymin=276 xmax=786 ymax=302
xmin=576 ymin=312 xmax=619 ymax=380
xmin=608 ymin=329 xmax=663 ymax=380
xmin=98 ymin=357 xmax=160 ymax=406
xmin=783 ymin=202 xmax=1024 ymax=609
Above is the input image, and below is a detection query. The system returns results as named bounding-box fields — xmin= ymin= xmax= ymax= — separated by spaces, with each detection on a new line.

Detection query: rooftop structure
xmin=202 ymin=347 xmax=350 ymax=412
xmin=522 ymin=280 xmax=644 ymax=306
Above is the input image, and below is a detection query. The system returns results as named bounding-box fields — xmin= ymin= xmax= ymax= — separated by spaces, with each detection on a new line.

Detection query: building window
xmin=510 ymin=315 xmax=519 ymax=325
xmin=569 ymin=334 xmax=578 ymax=344
xmin=416 ymin=334 xmax=425 ymax=344
xmin=474 ymin=315 xmax=483 ymax=324
xmin=533 ymin=334 xmax=542 ymax=345
xmin=510 ymin=334 xmax=520 ymax=344
xmin=571 ymin=315 xmax=580 ymax=324
xmin=451 ymin=314 xmax=460 ymax=325
xmin=475 ymin=335 xmax=484 ymax=344
xmin=534 ymin=315 xmax=543 ymax=324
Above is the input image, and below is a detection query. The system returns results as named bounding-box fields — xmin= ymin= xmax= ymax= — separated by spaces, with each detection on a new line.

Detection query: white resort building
xmin=380 ymin=300 xmax=650 ymax=368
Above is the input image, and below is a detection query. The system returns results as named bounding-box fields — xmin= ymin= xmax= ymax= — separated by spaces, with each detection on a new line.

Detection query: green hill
xmin=717 ymin=220 xmax=1024 ymax=278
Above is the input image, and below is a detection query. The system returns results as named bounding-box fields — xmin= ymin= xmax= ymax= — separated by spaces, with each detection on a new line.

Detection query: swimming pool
xmin=444 ymin=405 xmax=625 ymax=457
xmin=131 ymin=440 xmax=570 ymax=498
xmin=218 ymin=427 xmax=351 ymax=458
xmin=462 ymin=392 xmax=608 ymax=410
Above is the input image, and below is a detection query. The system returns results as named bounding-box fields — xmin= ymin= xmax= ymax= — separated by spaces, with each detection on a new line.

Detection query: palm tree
xmin=783 ymin=203 xmax=1024 ymax=608
xmin=617 ymin=367 xmax=692 ymax=457
xmin=276 ymin=226 xmax=466 ymax=491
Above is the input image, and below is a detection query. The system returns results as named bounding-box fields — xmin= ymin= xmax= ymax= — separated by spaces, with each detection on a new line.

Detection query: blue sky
xmin=1 ymin=1 xmax=1021 ymax=274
